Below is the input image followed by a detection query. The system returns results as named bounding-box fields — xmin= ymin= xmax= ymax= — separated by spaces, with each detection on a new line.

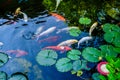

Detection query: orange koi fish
xmin=43 ymin=46 xmax=72 ymax=51
xmin=50 ymin=13 xmax=66 ymax=21
xmin=7 ymin=49 xmax=28 ymax=57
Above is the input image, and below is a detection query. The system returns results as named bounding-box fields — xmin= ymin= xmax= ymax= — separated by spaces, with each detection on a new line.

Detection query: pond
xmin=0 ymin=0 xmax=120 ymax=80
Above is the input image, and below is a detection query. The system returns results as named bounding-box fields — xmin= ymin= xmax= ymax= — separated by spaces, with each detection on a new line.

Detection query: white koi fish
xmin=57 ymin=39 xmax=78 ymax=46
xmin=20 ymin=12 xmax=28 ymax=22
xmin=56 ymin=26 xmax=79 ymax=34
xmin=89 ymin=22 xmax=98 ymax=36
xmin=55 ymin=0 xmax=62 ymax=11
xmin=0 ymin=42 xmax=3 ymax=46
xmin=77 ymin=36 xmax=93 ymax=48
xmin=35 ymin=26 xmax=56 ymax=40
xmin=34 ymin=26 xmax=44 ymax=35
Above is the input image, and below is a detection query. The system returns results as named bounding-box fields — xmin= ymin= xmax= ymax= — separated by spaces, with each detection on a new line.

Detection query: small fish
xmin=50 ymin=13 xmax=65 ymax=21
xmin=57 ymin=39 xmax=78 ymax=46
xmin=20 ymin=12 xmax=28 ymax=22
xmin=89 ymin=22 xmax=98 ymax=36
xmin=0 ymin=42 xmax=4 ymax=46
xmin=55 ymin=0 xmax=62 ymax=11
xmin=56 ymin=26 xmax=79 ymax=34
xmin=7 ymin=49 xmax=28 ymax=57
xmin=34 ymin=26 xmax=44 ymax=35
xmin=43 ymin=46 xmax=72 ymax=51
xmin=38 ymin=36 xmax=60 ymax=43
xmin=77 ymin=36 xmax=93 ymax=48
xmin=34 ymin=26 xmax=56 ymax=40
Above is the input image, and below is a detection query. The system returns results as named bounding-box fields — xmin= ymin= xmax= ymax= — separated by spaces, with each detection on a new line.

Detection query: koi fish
xmin=34 ymin=26 xmax=44 ymax=35
xmin=14 ymin=7 xmax=21 ymax=16
xmin=57 ymin=39 xmax=78 ymax=46
xmin=56 ymin=26 xmax=79 ymax=34
xmin=77 ymin=36 xmax=93 ymax=48
xmin=20 ymin=12 xmax=28 ymax=22
xmin=55 ymin=0 xmax=62 ymax=11
xmin=89 ymin=22 xmax=98 ymax=36
xmin=7 ymin=49 xmax=28 ymax=57
xmin=50 ymin=13 xmax=65 ymax=21
xmin=0 ymin=42 xmax=4 ymax=46
xmin=33 ymin=26 xmax=56 ymax=40
xmin=43 ymin=46 xmax=72 ymax=51
xmin=38 ymin=36 xmax=60 ymax=43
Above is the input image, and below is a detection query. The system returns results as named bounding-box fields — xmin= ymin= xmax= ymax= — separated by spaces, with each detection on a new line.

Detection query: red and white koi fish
xmin=57 ymin=39 xmax=78 ymax=46
xmin=56 ymin=26 xmax=79 ymax=34
xmin=89 ymin=22 xmax=98 ymax=36
xmin=38 ymin=36 xmax=60 ymax=43
xmin=50 ymin=13 xmax=66 ymax=21
xmin=77 ymin=36 xmax=93 ymax=48
xmin=6 ymin=49 xmax=28 ymax=57
xmin=34 ymin=26 xmax=56 ymax=40
xmin=43 ymin=46 xmax=72 ymax=51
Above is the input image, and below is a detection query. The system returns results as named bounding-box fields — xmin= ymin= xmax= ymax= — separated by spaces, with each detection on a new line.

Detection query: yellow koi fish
xmin=89 ymin=22 xmax=98 ymax=36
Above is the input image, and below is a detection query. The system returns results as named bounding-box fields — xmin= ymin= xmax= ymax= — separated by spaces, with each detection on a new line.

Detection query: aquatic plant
xmin=79 ymin=17 xmax=91 ymax=25
xmin=0 ymin=52 xmax=9 ymax=67
xmin=56 ymin=58 xmax=72 ymax=72
xmin=99 ymin=56 xmax=120 ymax=80
xmin=69 ymin=28 xmax=81 ymax=37
xmin=71 ymin=70 xmax=83 ymax=77
xmin=92 ymin=73 xmax=100 ymax=80
xmin=67 ymin=49 xmax=81 ymax=60
xmin=82 ymin=47 xmax=102 ymax=62
xmin=36 ymin=50 xmax=58 ymax=66
xmin=0 ymin=71 xmax=7 ymax=80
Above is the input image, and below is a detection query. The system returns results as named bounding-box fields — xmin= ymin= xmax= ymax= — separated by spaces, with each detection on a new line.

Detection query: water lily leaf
xmin=99 ymin=75 xmax=107 ymax=80
xmin=113 ymin=47 xmax=120 ymax=53
xmin=36 ymin=50 xmax=58 ymax=66
xmin=102 ymin=23 xmax=120 ymax=33
xmin=69 ymin=28 xmax=81 ymax=37
xmin=99 ymin=45 xmax=118 ymax=57
xmin=73 ymin=60 xmax=82 ymax=71
xmin=112 ymin=32 xmax=120 ymax=47
xmin=79 ymin=17 xmax=91 ymax=25
xmin=0 ymin=71 xmax=7 ymax=80
xmin=67 ymin=49 xmax=81 ymax=60
xmin=92 ymin=73 xmax=100 ymax=80
xmin=82 ymin=47 xmax=102 ymax=62
xmin=0 ymin=52 xmax=9 ymax=67
xmin=9 ymin=72 xmax=28 ymax=80
xmin=56 ymin=58 xmax=72 ymax=72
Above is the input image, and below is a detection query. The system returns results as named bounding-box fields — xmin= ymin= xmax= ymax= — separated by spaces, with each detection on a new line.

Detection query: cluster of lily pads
xmin=36 ymin=17 xmax=120 ymax=79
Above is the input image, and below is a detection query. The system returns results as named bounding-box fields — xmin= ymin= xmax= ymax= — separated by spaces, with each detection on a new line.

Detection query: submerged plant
xmin=36 ymin=50 xmax=58 ymax=66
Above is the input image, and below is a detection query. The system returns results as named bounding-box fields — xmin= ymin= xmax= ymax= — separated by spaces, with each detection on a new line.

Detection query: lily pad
xmin=82 ymin=47 xmax=102 ymax=62
xmin=79 ymin=17 xmax=91 ymax=25
xmin=69 ymin=28 xmax=81 ymax=37
xmin=36 ymin=50 xmax=58 ymax=66
xmin=99 ymin=45 xmax=118 ymax=57
xmin=113 ymin=47 xmax=120 ymax=53
xmin=67 ymin=49 xmax=81 ymax=60
xmin=9 ymin=72 xmax=28 ymax=80
xmin=92 ymin=73 xmax=100 ymax=80
xmin=0 ymin=52 xmax=9 ymax=67
xmin=102 ymin=23 xmax=120 ymax=33
xmin=56 ymin=58 xmax=72 ymax=72
xmin=0 ymin=71 xmax=7 ymax=80
xmin=72 ymin=60 xmax=82 ymax=71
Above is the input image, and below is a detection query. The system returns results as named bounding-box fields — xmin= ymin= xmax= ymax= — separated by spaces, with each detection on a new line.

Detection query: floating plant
xmin=56 ymin=58 xmax=72 ymax=72
xmin=0 ymin=71 xmax=7 ymax=80
xmin=82 ymin=47 xmax=102 ymax=62
xmin=36 ymin=50 xmax=58 ymax=66
xmin=79 ymin=17 xmax=91 ymax=25
xmin=92 ymin=73 xmax=100 ymax=80
xmin=8 ymin=72 xmax=28 ymax=80
xmin=69 ymin=28 xmax=81 ymax=37
xmin=67 ymin=49 xmax=81 ymax=60
xmin=0 ymin=52 xmax=9 ymax=67
xmin=99 ymin=45 xmax=118 ymax=57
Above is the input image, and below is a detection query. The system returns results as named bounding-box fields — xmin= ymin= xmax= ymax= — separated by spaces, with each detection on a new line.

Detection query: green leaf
xmin=67 ymin=49 xmax=81 ymax=60
xmin=92 ymin=73 xmax=100 ymax=80
xmin=0 ymin=71 xmax=7 ymax=80
xmin=9 ymin=73 xmax=28 ymax=80
xmin=72 ymin=60 xmax=82 ymax=71
xmin=79 ymin=17 xmax=91 ymax=25
xmin=112 ymin=32 xmax=120 ymax=47
xmin=82 ymin=47 xmax=102 ymax=62
xmin=99 ymin=45 xmax=118 ymax=57
xmin=99 ymin=75 xmax=106 ymax=80
xmin=114 ymin=58 xmax=120 ymax=68
xmin=69 ymin=28 xmax=81 ymax=37
xmin=36 ymin=50 xmax=58 ymax=66
xmin=0 ymin=52 xmax=9 ymax=67
xmin=56 ymin=58 xmax=72 ymax=72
